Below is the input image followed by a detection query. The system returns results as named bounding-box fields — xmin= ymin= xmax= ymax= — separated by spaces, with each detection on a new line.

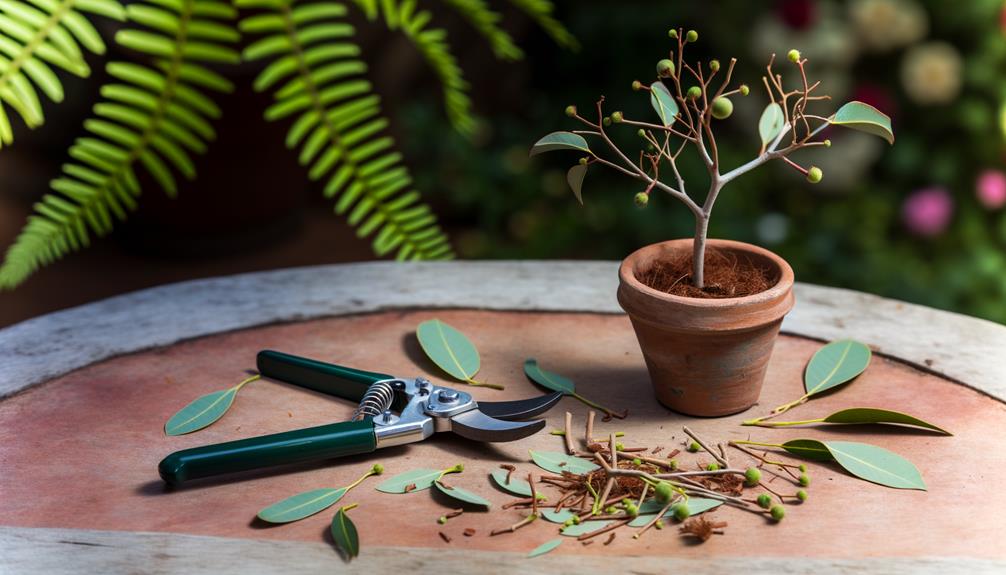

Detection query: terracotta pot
xmin=617 ymin=239 xmax=795 ymax=416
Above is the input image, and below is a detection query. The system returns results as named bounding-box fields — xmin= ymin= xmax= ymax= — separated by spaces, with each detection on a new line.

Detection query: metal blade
xmin=476 ymin=392 xmax=563 ymax=421
xmin=449 ymin=409 xmax=547 ymax=443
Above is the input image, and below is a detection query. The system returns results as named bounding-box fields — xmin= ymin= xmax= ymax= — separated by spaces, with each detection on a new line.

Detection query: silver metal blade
xmin=476 ymin=392 xmax=563 ymax=421
xmin=449 ymin=409 xmax=546 ymax=443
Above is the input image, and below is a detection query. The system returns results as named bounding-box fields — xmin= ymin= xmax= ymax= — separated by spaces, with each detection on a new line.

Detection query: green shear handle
xmin=255 ymin=349 xmax=393 ymax=402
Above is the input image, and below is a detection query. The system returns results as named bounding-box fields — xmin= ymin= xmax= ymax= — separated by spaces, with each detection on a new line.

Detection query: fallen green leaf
xmin=529 ymin=450 xmax=599 ymax=475
xmin=376 ymin=468 xmax=442 ymax=493
xmin=805 ymin=339 xmax=872 ymax=396
xmin=628 ymin=497 xmax=722 ymax=527
xmin=540 ymin=508 xmax=577 ymax=524
xmin=755 ymin=407 xmax=950 ymax=435
xmin=523 ymin=359 xmax=622 ymax=418
xmin=434 ymin=480 xmax=491 ymax=509
xmin=164 ymin=374 xmax=259 ymax=435
xmin=331 ymin=506 xmax=359 ymax=559
xmin=830 ymin=101 xmax=894 ymax=144
xmin=490 ymin=469 xmax=541 ymax=498
xmin=561 ymin=520 xmax=611 ymax=537
xmin=527 ymin=537 xmax=563 ymax=557
xmin=649 ymin=81 xmax=678 ymax=126
xmin=758 ymin=102 xmax=785 ymax=148
xmin=417 ymin=319 xmax=501 ymax=389
xmin=566 ymin=164 xmax=587 ymax=204
xmin=258 ymin=487 xmax=346 ymax=523
xmin=530 ymin=131 xmax=590 ymax=156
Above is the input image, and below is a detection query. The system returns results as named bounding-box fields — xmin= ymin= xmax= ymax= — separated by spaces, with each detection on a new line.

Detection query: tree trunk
xmin=692 ymin=215 xmax=709 ymax=289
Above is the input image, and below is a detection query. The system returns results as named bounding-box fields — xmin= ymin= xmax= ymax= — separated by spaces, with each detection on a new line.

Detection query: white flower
xmin=900 ymin=42 xmax=963 ymax=105
xmin=849 ymin=0 xmax=928 ymax=52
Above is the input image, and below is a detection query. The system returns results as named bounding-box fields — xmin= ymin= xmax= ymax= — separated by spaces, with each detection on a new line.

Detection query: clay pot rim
xmin=618 ymin=238 xmax=795 ymax=308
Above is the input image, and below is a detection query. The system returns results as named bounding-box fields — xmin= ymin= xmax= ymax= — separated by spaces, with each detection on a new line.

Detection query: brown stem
xmin=683 ymin=426 xmax=729 ymax=468
xmin=563 ymin=412 xmax=576 ymax=455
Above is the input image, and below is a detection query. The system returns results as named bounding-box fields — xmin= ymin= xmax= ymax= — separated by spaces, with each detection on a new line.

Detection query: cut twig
xmin=528 ymin=473 xmax=539 ymax=517
xmin=577 ymin=519 xmax=631 ymax=541
xmin=439 ymin=531 xmax=452 ymax=543
xmin=633 ymin=501 xmax=674 ymax=539
xmin=585 ymin=410 xmax=596 ymax=444
xmin=490 ymin=514 xmax=537 ymax=536
xmin=683 ymin=426 xmax=728 ymax=468
xmin=564 ymin=412 xmax=576 ymax=455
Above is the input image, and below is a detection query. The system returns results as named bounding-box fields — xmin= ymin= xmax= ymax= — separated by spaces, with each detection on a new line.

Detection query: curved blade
xmin=476 ymin=392 xmax=563 ymax=421
xmin=449 ymin=409 xmax=547 ymax=443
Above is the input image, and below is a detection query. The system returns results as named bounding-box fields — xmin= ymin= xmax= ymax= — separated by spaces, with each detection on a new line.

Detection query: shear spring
xmin=352 ymin=379 xmax=396 ymax=421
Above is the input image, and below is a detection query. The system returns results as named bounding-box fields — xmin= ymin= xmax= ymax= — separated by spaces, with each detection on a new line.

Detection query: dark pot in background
xmin=617 ymin=238 xmax=795 ymax=416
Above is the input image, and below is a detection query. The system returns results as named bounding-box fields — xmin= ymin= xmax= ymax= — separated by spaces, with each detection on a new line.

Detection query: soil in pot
xmin=638 ymin=247 xmax=774 ymax=298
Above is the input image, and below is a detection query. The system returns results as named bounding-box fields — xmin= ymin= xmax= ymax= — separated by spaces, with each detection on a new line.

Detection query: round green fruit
xmin=757 ymin=494 xmax=772 ymax=509
xmin=673 ymin=503 xmax=691 ymax=521
xmin=687 ymin=86 xmax=702 ymax=99
xmin=770 ymin=505 xmax=786 ymax=521
xmin=806 ymin=166 xmax=823 ymax=183
xmin=744 ymin=467 xmax=762 ymax=487
xmin=787 ymin=49 xmax=801 ymax=63
xmin=654 ymin=481 xmax=673 ymax=503
xmin=711 ymin=97 xmax=733 ymax=119
xmin=656 ymin=59 xmax=675 ymax=78
xmin=565 ymin=105 xmax=577 ymax=117
xmin=686 ymin=30 xmax=698 ymax=43
xmin=633 ymin=192 xmax=649 ymax=207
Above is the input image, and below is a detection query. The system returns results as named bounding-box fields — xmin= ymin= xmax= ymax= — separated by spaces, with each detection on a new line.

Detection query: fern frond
xmin=441 ymin=0 xmax=521 ymax=61
xmin=0 ymin=0 xmax=239 ymax=288
xmin=238 ymin=0 xmax=453 ymax=261
xmin=0 ymin=0 xmax=126 ymax=148
xmin=507 ymin=0 xmax=578 ymax=51
xmin=352 ymin=0 xmax=475 ymax=137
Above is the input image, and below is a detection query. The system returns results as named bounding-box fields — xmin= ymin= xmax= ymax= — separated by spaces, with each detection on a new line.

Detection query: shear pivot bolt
xmin=437 ymin=390 xmax=460 ymax=403
xmin=382 ymin=410 xmax=394 ymax=423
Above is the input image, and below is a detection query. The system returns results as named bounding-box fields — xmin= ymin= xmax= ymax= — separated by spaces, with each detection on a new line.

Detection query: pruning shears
xmin=158 ymin=350 xmax=562 ymax=486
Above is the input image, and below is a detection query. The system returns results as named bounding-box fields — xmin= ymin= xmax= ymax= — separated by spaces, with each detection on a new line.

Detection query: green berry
xmin=823 ymin=139 xmax=832 ymax=147
xmin=563 ymin=518 xmax=574 ymax=527
xmin=615 ymin=442 xmax=625 ymax=451
xmin=686 ymin=441 xmax=701 ymax=453
xmin=632 ymin=458 xmax=642 ymax=466
xmin=686 ymin=30 xmax=698 ymax=43
xmin=711 ymin=97 xmax=733 ymax=119
xmin=798 ymin=474 xmax=811 ymax=487
xmin=686 ymin=86 xmax=702 ymax=100
xmin=631 ymin=80 xmax=642 ymax=91
xmin=372 ymin=463 xmax=385 ymax=474
xmin=668 ymin=459 xmax=679 ymax=470
xmin=796 ymin=489 xmax=808 ymax=502
xmin=655 ymin=519 xmax=664 ymax=530
xmin=757 ymin=494 xmax=772 ymax=509
xmin=625 ymin=503 xmax=639 ymax=517
xmin=603 ymin=116 xmax=612 ymax=126
xmin=770 ymin=505 xmax=786 ymax=521
xmin=787 ymin=49 xmax=801 ymax=63
xmin=706 ymin=463 xmax=720 ymax=471
xmin=565 ymin=105 xmax=577 ymax=117
xmin=739 ymin=84 xmax=750 ymax=96
xmin=656 ymin=59 xmax=675 ymax=78
xmin=806 ymin=166 xmax=823 ymax=183
xmin=673 ymin=503 xmax=691 ymax=521
xmin=798 ymin=464 xmax=807 ymax=473
xmin=654 ymin=481 xmax=673 ymax=503
xmin=611 ymin=111 xmax=623 ymax=123
xmin=572 ymin=515 xmax=580 ymax=524
xmin=438 ymin=516 xmax=447 ymax=524
xmin=604 ymin=506 xmax=617 ymax=515
xmin=709 ymin=59 xmax=720 ymax=72
xmin=637 ymin=128 xmax=646 ymax=138
xmin=668 ymin=29 xmax=678 ymax=39
xmin=578 ymin=156 xmax=589 ymax=165
xmin=744 ymin=467 xmax=762 ymax=487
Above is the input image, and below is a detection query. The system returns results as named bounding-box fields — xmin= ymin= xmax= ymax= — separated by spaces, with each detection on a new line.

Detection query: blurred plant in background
xmin=405 ymin=0 xmax=1006 ymax=323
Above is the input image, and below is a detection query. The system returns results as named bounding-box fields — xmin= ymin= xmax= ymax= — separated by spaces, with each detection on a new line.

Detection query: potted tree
xmin=531 ymin=29 xmax=894 ymax=416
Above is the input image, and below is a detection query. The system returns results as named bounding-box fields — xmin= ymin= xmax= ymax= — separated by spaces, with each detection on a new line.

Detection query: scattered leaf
xmin=417 ymin=319 xmax=499 ymax=388
xmin=257 ymin=488 xmax=346 ymax=523
xmin=330 ymin=507 xmax=359 ymax=559
xmin=758 ymin=102 xmax=785 ymax=148
xmin=527 ymin=538 xmax=563 ymax=557
xmin=778 ymin=439 xmax=834 ymax=461
xmin=804 ymin=339 xmax=872 ymax=396
xmin=830 ymin=101 xmax=894 ymax=144
xmin=530 ymin=131 xmax=590 ymax=156
xmin=524 ymin=359 xmax=575 ymax=394
xmin=376 ymin=468 xmax=442 ymax=493
xmin=434 ymin=481 xmax=491 ymax=509
xmin=490 ymin=470 xmax=538 ymax=498
xmin=561 ymin=520 xmax=611 ymax=537
xmin=540 ymin=508 xmax=577 ymax=524
xmin=628 ymin=497 xmax=722 ymax=527
xmin=822 ymin=408 xmax=950 ymax=434
xmin=649 ymin=81 xmax=678 ymax=126
xmin=529 ymin=450 xmax=599 ymax=475
xmin=164 ymin=375 xmax=259 ymax=435
xmin=776 ymin=439 xmax=926 ymax=490
xmin=566 ymin=164 xmax=587 ymax=204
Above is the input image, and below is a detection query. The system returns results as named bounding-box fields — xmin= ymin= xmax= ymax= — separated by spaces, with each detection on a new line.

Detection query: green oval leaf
xmin=758 ymin=102 xmax=785 ymax=147
xmin=561 ymin=520 xmax=611 ymax=537
xmin=824 ymin=441 xmax=926 ymax=490
xmin=490 ymin=469 xmax=539 ymax=498
xmin=164 ymin=387 xmax=238 ymax=435
xmin=830 ymin=101 xmax=894 ymax=144
xmin=822 ymin=408 xmax=951 ymax=435
xmin=628 ymin=497 xmax=722 ymax=527
xmin=540 ymin=508 xmax=577 ymax=524
xmin=804 ymin=339 xmax=872 ymax=396
xmin=375 ymin=468 xmax=442 ymax=493
xmin=649 ymin=81 xmax=678 ymax=126
xmin=331 ymin=508 xmax=359 ymax=559
xmin=566 ymin=164 xmax=587 ymax=204
xmin=434 ymin=481 xmax=491 ymax=509
xmin=780 ymin=438 xmax=833 ymax=461
xmin=523 ymin=359 xmax=575 ymax=395
xmin=416 ymin=319 xmax=481 ymax=382
xmin=528 ymin=537 xmax=563 ymax=557
xmin=529 ymin=450 xmax=599 ymax=475
xmin=530 ymin=131 xmax=590 ymax=156
xmin=257 ymin=487 xmax=346 ymax=523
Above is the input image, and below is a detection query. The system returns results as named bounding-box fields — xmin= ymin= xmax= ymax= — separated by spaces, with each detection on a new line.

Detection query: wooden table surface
xmin=1 ymin=261 xmax=1004 ymax=574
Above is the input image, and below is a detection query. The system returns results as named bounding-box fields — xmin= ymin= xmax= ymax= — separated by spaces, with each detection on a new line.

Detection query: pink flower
xmin=976 ymin=169 xmax=1006 ymax=210
xmin=902 ymin=187 xmax=953 ymax=237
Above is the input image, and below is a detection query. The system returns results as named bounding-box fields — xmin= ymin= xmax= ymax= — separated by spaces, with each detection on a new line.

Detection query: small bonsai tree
xmin=531 ymin=28 xmax=894 ymax=290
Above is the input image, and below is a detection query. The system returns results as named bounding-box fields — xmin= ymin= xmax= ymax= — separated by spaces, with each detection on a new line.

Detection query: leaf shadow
xmin=321 ymin=522 xmax=353 ymax=563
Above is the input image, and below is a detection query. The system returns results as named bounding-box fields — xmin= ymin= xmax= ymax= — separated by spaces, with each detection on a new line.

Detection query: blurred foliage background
xmin=1 ymin=0 xmax=1005 ymax=326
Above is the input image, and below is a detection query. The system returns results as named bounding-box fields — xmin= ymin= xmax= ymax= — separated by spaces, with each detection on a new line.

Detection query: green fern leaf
xmin=0 ymin=0 xmax=126 ymax=148
xmin=507 ymin=0 xmax=578 ymax=51
xmin=238 ymin=0 xmax=453 ymax=261
xmin=0 ymin=0 xmax=238 ymax=288
xmin=441 ymin=0 xmax=521 ymax=61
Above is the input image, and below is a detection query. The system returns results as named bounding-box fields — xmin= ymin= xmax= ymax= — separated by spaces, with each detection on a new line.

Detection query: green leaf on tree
xmin=758 ymin=102 xmax=785 ymax=148
xmin=805 ymin=339 xmax=872 ymax=396
xmin=649 ymin=81 xmax=678 ymax=126
xmin=164 ymin=374 xmax=259 ymax=435
xmin=527 ymin=538 xmax=563 ymax=557
xmin=375 ymin=468 xmax=442 ymax=493
xmin=490 ymin=470 xmax=542 ymax=498
xmin=257 ymin=487 xmax=346 ymax=523
xmin=530 ymin=131 xmax=590 ymax=156
xmin=529 ymin=450 xmax=599 ymax=475
xmin=566 ymin=164 xmax=587 ymax=204
xmin=416 ymin=319 xmax=501 ymax=389
xmin=830 ymin=101 xmax=894 ymax=144
xmin=331 ymin=506 xmax=360 ymax=559
xmin=434 ymin=480 xmax=491 ymax=509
